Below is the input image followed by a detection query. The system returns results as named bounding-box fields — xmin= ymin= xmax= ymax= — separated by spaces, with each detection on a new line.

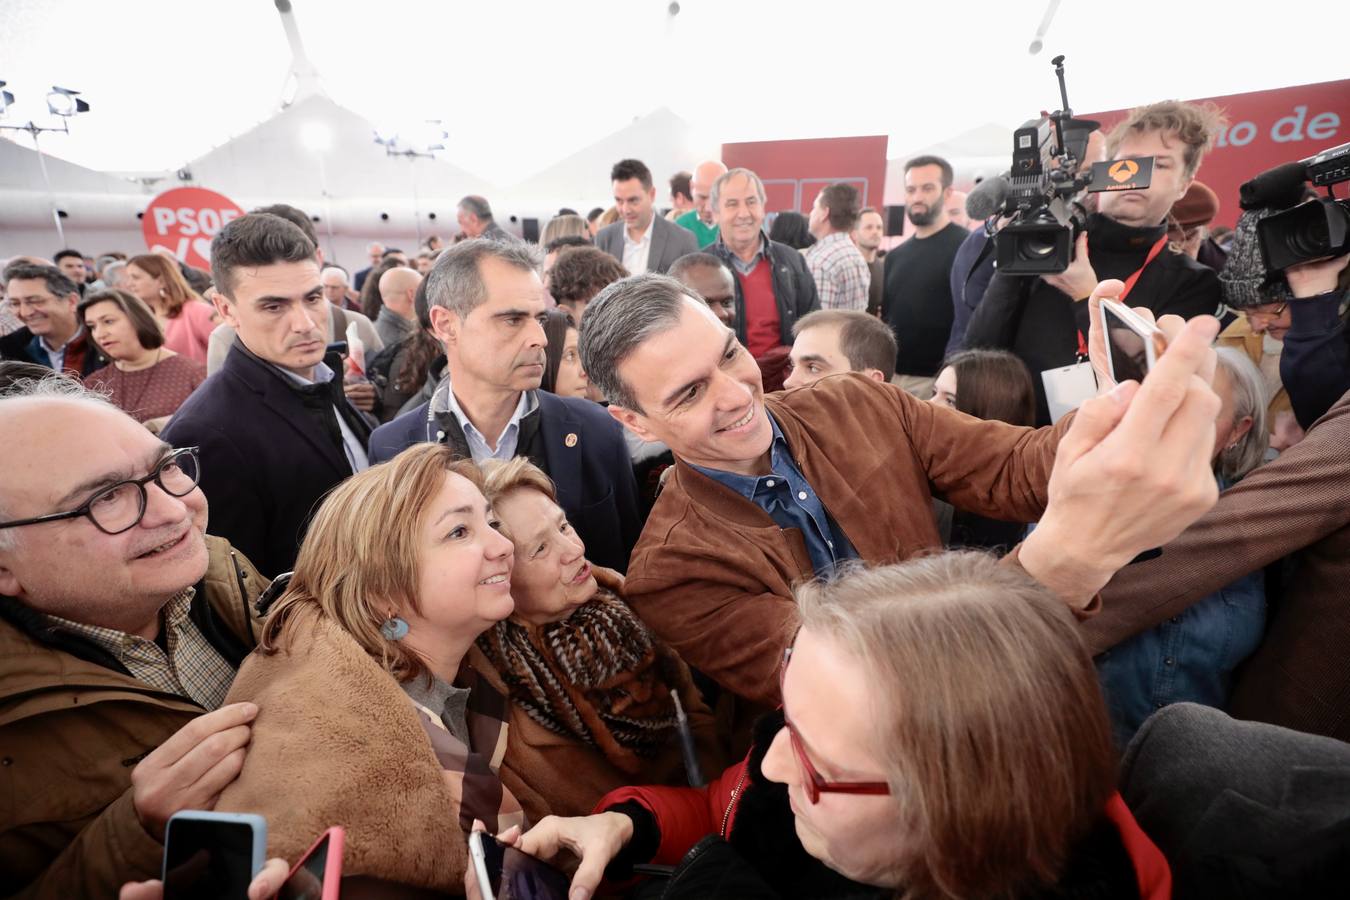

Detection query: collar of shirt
xmin=275 ymin=358 xmax=371 ymax=472
xmin=688 ymin=413 xmax=792 ymax=499
xmin=275 ymin=358 xmax=335 ymax=386
xmin=39 ymin=325 xmax=83 ymax=355
xmin=717 ymin=230 xmax=770 ymax=275
xmin=623 ymin=214 xmax=656 ymax=250
xmin=431 ymin=376 xmax=539 ymax=459
xmin=41 ymin=587 xmax=195 ymax=661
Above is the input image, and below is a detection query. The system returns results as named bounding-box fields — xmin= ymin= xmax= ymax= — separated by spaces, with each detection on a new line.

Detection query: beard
xmin=907 ymin=204 xmax=939 ymax=227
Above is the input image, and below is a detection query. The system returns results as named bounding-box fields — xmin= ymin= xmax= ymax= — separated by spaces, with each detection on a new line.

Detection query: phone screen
xmin=163 ymin=819 xmax=257 ymax=900
xmin=476 ymin=835 xmax=571 ymax=900
xmin=276 ymin=834 xmax=330 ymax=900
xmin=1104 ymin=304 xmax=1151 ymax=384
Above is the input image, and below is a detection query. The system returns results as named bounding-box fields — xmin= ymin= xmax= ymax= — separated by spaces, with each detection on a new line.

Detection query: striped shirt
xmin=803 ymin=232 xmax=871 ymax=311
xmin=42 ymin=588 xmax=235 ymax=710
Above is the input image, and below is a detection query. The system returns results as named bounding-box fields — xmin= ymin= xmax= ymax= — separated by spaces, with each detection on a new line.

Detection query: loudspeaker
xmin=884 ymin=205 xmax=906 ymax=236
xmin=522 ymin=218 xmax=540 ymax=243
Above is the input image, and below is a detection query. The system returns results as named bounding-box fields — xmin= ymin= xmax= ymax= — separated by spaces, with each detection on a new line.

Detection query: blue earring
xmin=380 ymin=615 xmax=410 ymax=641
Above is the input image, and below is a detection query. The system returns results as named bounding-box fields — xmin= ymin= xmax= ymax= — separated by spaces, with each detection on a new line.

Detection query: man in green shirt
xmin=675 ymin=159 xmax=727 ymax=249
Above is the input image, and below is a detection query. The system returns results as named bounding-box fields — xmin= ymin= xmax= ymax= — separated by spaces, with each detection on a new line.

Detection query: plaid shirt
xmin=803 ymin=231 xmax=871 ymax=311
xmin=42 ymin=588 xmax=235 ymax=710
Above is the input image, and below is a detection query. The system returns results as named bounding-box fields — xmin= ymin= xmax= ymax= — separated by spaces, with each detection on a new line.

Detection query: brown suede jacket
xmin=0 ymin=536 xmax=265 ymax=900
xmin=625 ymin=374 xmax=1073 ymax=714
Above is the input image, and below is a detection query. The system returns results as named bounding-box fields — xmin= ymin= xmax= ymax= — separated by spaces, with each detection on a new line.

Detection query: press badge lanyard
xmin=1075 ymin=235 xmax=1169 ymax=360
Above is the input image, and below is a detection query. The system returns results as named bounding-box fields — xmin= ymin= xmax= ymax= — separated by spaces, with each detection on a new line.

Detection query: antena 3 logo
xmin=1109 ymin=160 xmax=1140 ymax=183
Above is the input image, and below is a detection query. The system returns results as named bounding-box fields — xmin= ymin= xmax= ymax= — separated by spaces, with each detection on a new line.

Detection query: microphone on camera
xmin=966 ymin=173 xmax=1012 ymax=221
xmin=1239 ymin=162 xmax=1308 ymax=211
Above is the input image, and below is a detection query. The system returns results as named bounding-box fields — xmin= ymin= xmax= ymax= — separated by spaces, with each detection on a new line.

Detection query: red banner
xmin=141 ymin=187 xmax=245 ymax=270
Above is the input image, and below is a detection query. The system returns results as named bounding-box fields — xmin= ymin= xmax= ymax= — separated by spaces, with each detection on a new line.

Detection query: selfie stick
xmin=672 ymin=693 xmax=705 ymax=787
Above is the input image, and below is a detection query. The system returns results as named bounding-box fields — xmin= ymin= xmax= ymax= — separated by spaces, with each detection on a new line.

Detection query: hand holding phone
xmin=469 ymin=829 xmax=571 ymax=900
xmin=274 ymin=827 xmax=344 ymax=900
xmin=162 ymin=810 xmax=266 ymax=900
xmin=1099 ymin=298 xmax=1169 ymax=385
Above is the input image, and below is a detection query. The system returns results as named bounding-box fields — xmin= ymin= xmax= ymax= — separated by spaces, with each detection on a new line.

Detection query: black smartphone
xmin=469 ymin=831 xmax=570 ymax=900
xmin=162 ymin=811 xmax=267 ymax=900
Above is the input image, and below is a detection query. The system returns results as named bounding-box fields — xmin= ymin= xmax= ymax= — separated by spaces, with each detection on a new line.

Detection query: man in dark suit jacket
xmin=164 ymin=213 xmax=373 ymax=578
xmin=367 ymin=238 xmax=641 ymax=573
xmin=594 ymin=158 xmax=698 ymax=275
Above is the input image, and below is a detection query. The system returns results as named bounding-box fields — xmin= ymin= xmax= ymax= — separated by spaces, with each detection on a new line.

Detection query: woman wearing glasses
xmin=485 ymin=554 xmax=1171 ymax=900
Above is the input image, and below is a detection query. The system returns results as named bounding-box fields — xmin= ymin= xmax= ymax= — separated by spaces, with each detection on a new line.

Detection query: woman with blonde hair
xmin=539 ymin=213 xmax=592 ymax=248
xmin=472 ymin=457 xmax=722 ymax=816
xmin=122 ymin=254 xmax=217 ymax=363
xmin=494 ymin=553 xmax=1170 ymax=900
xmin=215 ymin=444 xmax=535 ymax=892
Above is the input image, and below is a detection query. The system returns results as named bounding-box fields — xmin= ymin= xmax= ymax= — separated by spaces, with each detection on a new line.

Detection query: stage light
xmin=47 ymin=86 xmax=90 ymax=117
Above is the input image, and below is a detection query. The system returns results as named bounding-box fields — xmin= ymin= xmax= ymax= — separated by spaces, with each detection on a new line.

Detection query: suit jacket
xmin=367 ymin=389 xmax=643 ymax=573
xmin=162 ymin=344 xmax=363 ymax=579
xmin=1121 ymin=702 xmax=1350 ymax=897
xmin=595 ymin=214 xmax=699 ymax=275
xmin=1085 ymin=390 xmax=1350 ymax=741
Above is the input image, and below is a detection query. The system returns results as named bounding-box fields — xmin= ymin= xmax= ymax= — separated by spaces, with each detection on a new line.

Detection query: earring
xmin=380 ymin=614 xmax=409 ymax=641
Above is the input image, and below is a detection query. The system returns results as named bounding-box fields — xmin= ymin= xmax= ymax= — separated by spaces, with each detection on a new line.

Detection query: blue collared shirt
xmin=277 ymin=360 xmax=370 ymax=473
xmin=432 ymin=377 xmax=538 ymax=464
xmin=691 ymin=415 xmax=856 ymax=577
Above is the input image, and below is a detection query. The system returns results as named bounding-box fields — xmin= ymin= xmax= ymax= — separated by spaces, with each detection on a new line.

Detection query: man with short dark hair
xmin=703 ymin=167 xmax=820 ymax=390
xmin=666 ymin=170 xmax=694 ymax=221
xmin=670 ymin=252 xmax=736 ymax=329
xmin=853 ymin=207 xmax=886 ymax=316
xmin=595 ymin=159 xmax=698 ymax=275
xmin=163 ymin=213 xmax=374 ymax=577
xmin=804 ymin=183 xmax=870 ymax=311
xmin=882 ymin=155 xmax=969 ymax=398
xmin=353 ymin=241 xmax=384 ymax=292
xmin=783 ymin=309 xmax=897 ymax=389
xmin=586 ymin=207 xmax=606 ymax=239
xmin=1 ymin=263 xmax=105 ymax=377
xmin=457 ymin=196 xmax=520 ymax=243
xmin=52 ymin=250 xmax=88 ymax=296
xmin=367 ymin=239 xmax=641 ymax=572
xmin=0 ymin=380 xmax=268 ymax=898
xmin=548 ymin=246 xmax=628 ymax=323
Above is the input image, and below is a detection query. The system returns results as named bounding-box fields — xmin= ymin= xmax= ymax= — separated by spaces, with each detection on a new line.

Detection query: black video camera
xmin=1251 ymin=142 xmax=1350 ymax=271
xmin=995 ymin=56 xmax=1155 ymax=275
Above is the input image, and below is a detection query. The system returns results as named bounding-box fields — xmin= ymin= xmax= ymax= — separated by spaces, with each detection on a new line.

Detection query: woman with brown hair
xmin=472 ymin=457 xmax=722 ymax=816
xmin=214 ymin=444 xmax=536 ymax=892
xmin=497 ymin=553 xmax=1170 ymax=900
xmin=121 ymin=254 xmax=218 ymax=363
xmin=80 ymin=289 xmax=205 ymax=426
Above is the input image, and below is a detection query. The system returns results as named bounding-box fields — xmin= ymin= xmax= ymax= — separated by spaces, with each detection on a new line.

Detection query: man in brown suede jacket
xmin=579 ymin=274 xmax=1224 ymax=735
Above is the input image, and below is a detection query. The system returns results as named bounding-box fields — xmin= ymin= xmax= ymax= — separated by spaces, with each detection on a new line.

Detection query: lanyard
xmin=1076 ymin=235 xmax=1169 ymax=359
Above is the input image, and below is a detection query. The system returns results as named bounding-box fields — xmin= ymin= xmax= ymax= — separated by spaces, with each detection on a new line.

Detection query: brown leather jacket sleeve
xmin=1083 ymin=395 xmax=1350 ymax=654
xmin=10 ymin=789 xmax=163 ymax=900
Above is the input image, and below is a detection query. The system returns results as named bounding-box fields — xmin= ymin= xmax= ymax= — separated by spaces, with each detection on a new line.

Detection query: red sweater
xmin=735 ymin=262 xmax=781 ymax=359
xmin=599 ymin=765 xmax=1171 ymax=899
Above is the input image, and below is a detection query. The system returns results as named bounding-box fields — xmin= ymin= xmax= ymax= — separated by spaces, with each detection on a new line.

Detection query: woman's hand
xmin=511 ymin=812 xmax=634 ymax=900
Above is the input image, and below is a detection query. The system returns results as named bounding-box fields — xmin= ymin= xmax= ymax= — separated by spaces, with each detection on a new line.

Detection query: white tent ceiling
xmin=4 ymin=0 xmax=1347 ymax=186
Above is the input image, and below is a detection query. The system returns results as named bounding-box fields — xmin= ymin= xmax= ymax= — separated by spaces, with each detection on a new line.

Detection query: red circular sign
xmin=141 ymin=187 xmax=245 ymax=270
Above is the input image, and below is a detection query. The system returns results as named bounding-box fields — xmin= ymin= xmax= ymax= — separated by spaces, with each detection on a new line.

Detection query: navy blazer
xmin=162 ymin=345 xmax=357 ymax=579
xmin=368 ymin=391 xmax=643 ymax=573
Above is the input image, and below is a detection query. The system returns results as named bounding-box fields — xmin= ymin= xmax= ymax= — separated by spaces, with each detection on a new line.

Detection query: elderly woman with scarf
xmin=472 ymin=456 xmax=724 ymax=817
xmin=213 ymin=444 xmax=537 ymax=892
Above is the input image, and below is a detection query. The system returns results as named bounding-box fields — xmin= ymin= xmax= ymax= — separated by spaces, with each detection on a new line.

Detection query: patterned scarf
xmin=476 ymin=590 xmax=680 ymax=775
xmin=406 ymin=665 xmax=527 ymax=835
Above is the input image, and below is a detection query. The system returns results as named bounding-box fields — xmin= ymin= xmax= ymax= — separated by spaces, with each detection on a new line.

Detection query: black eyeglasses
xmin=0 ymin=447 xmax=202 ymax=536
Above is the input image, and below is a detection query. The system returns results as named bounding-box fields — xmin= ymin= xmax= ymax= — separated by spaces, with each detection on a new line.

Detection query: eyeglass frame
xmin=0 ymin=446 xmax=202 ymax=536
xmin=780 ymin=645 xmax=892 ymax=804
xmin=1244 ymin=302 xmax=1289 ymax=320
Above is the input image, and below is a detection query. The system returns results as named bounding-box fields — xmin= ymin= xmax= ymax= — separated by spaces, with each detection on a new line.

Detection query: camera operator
xmin=1280 ymin=249 xmax=1350 ymax=429
xmin=966 ymin=101 xmax=1224 ymax=424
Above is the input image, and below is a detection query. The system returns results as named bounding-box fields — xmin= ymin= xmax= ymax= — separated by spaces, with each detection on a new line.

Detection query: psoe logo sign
xmin=1109 ymin=159 xmax=1141 ymax=183
xmin=141 ymin=187 xmax=245 ymax=270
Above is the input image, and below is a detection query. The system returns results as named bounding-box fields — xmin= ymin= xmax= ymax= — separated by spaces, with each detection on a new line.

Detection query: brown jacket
xmin=625 ymin=373 xmax=1071 ymax=711
xmin=1086 ymin=391 xmax=1350 ymax=740
xmin=216 ymin=606 xmax=535 ymax=894
xmin=0 ymin=537 xmax=265 ymax=900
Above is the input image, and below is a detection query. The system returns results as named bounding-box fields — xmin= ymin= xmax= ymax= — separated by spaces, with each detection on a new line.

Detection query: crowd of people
xmin=2 ymin=95 xmax=1349 ymax=900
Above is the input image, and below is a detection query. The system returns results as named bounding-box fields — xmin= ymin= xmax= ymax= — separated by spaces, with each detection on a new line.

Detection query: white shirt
xmin=279 ymin=361 xmax=370 ymax=473
xmin=622 ymin=214 xmax=657 ymax=275
xmin=436 ymin=378 xmax=538 ymax=463
xmin=40 ymin=327 xmax=83 ymax=371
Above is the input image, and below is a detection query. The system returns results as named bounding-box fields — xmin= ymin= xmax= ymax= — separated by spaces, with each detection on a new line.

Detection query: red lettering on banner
xmin=141 ymin=187 xmax=244 ymax=270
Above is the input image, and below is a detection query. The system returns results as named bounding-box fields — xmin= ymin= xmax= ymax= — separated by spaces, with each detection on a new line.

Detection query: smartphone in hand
xmin=1100 ymin=298 xmax=1169 ymax=384
xmin=274 ymin=827 xmax=344 ymax=900
xmin=469 ymin=829 xmax=570 ymax=900
xmin=162 ymin=810 xmax=267 ymax=900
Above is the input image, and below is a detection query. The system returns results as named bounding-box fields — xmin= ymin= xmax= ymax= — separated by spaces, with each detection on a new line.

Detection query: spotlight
xmin=47 ymin=86 xmax=90 ymax=117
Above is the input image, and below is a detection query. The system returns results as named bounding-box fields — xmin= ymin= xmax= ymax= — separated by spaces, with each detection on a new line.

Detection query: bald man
xmin=374 ymin=266 xmax=423 ymax=348
xmin=675 ymin=159 xmax=728 ymax=249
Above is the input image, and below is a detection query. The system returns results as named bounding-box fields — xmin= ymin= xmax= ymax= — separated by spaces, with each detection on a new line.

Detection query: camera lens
xmin=1020 ymin=235 xmax=1057 ymax=260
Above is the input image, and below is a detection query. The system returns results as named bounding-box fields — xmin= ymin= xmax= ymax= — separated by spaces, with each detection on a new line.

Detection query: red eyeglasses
xmin=780 ymin=646 xmax=892 ymax=805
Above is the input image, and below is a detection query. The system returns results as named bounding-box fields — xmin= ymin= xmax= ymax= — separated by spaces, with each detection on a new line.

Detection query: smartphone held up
xmin=1099 ymin=298 xmax=1169 ymax=385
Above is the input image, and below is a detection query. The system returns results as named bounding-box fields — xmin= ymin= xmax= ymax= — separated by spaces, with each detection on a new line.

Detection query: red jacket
xmin=598 ymin=754 xmax=1171 ymax=899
